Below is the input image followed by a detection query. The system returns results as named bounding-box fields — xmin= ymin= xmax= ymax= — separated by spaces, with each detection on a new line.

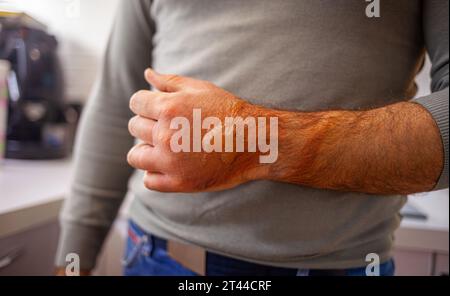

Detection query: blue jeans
xmin=123 ymin=220 xmax=395 ymax=276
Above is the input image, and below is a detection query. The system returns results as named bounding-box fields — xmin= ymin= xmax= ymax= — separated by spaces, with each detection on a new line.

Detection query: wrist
xmin=235 ymin=101 xmax=273 ymax=182
xmin=266 ymin=109 xmax=335 ymax=185
xmin=230 ymin=101 xmax=338 ymax=185
xmin=237 ymin=103 xmax=311 ymax=183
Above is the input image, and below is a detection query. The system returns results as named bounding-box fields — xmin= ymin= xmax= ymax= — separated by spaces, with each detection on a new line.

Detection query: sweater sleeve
xmin=55 ymin=0 xmax=154 ymax=270
xmin=412 ymin=0 xmax=449 ymax=190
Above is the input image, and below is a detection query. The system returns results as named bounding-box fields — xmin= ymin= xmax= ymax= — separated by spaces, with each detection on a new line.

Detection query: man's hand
xmin=127 ymin=69 xmax=269 ymax=192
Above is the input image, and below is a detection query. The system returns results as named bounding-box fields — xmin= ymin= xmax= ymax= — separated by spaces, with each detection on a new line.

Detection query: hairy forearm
xmin=264 ymin=102 xmax=444 ymax=195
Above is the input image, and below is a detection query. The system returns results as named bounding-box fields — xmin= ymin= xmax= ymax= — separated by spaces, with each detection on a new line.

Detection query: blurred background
xmin=0 ymin=0 xmax=448 ymax=276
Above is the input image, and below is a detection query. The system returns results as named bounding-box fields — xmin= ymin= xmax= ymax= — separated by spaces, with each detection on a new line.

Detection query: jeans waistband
xmin=127 ymin=219 xmax=394 ymax=276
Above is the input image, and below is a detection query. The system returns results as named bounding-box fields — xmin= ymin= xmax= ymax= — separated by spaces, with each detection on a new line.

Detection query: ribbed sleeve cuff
xmin=412 ymin=88 xmax=449 ymax=190
xmin=55 ymin=221 xmax=110 ymax=270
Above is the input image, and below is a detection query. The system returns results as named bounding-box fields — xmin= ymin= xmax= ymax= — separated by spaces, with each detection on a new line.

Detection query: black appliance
xmin=0 ymin=16 xmax=75 ymax=159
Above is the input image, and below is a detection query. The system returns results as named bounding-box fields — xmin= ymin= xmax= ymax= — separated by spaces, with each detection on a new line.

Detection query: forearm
xmin=126 ymin=70 xmax=446 ymax=194
xmin=265 ymin=101 xmax=444 ymax=195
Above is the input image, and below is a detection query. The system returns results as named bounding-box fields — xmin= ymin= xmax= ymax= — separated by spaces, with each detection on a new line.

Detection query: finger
xmin=145 ymin=68 xmax=186 ymax=93
xmin=143 ymin=171 xmax=181 ymax=192
xmin=129 ymin=90 xmax=170 ymax=119
xmin=127 ymin=143 xmax=162 ymax=171
xmin=128 ymin=116 xmax=157 ymax=145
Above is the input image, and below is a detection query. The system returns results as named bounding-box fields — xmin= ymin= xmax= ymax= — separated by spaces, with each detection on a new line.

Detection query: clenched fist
xmin=127 ymin=69 xmax=278 ymax=192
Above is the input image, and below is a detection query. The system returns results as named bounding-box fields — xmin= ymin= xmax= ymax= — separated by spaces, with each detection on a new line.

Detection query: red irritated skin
xmin=127 ymin=68 xmax=444 ymax=195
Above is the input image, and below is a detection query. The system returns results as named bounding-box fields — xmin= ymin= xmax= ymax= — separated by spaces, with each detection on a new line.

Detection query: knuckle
xmin=160 ymin=101 xmax=178 ymax=118
xmin=158 ymin=130 xmax=173 ymax=148
xmin=153 ymin=93 xmax=164 ymax=106
xmin=137 ymin=148 xmax=148 ymax=168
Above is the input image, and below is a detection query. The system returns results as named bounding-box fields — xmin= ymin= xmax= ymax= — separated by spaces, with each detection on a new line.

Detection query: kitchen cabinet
xmin=0 ymin=159 xmax=70 ymax=275
xmin=0 ymin=220 xmax=59 ymax=275
xmin=434 ymin=253 xmax=449 ymax=276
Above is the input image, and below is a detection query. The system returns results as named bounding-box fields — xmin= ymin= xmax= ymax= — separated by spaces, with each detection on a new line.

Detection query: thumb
xmin=144 ymin=68 xmax=184 ymax=92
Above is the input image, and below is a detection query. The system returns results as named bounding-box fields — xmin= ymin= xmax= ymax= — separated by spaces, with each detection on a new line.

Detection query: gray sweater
xmin=56 ymin=0 xmax=449 ymax=270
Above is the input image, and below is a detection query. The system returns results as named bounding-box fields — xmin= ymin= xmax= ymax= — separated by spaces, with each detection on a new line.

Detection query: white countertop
xmin=397 ymin=190 xmax=449 ymax=253
xmin=404 ymin=190 xmax=449 ymax=231
xmin=0 ymin=159 xmax=73 ymax=237
xmin=0 ymin=159 xmax=73 ymax=215
xmin=0 ymin=159 xmax=448 ymax=253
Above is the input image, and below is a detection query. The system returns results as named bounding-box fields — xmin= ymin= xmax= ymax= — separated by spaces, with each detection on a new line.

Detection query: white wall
xmin=2 ymin=0 xmax=119 ymax=102
xmin=415 ymin=56 xmax=432 ymax=98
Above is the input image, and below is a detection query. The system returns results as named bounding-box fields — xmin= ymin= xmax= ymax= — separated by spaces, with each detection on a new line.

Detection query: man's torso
xmin=129 ymin=0 xmax=423 ymax=268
